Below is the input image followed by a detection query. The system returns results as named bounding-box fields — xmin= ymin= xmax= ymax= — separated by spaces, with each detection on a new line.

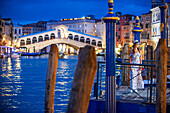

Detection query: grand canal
xmin=0 ymin=55 xmax=104 ymax=113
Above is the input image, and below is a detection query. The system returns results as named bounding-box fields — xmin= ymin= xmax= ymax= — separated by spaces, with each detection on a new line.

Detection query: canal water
xmin=0 ymin=55 xmax=105 ymax=113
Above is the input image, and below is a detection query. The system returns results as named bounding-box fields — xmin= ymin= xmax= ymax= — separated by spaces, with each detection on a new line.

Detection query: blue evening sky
xmin=0 ymin=0 xmax=161 ymax=24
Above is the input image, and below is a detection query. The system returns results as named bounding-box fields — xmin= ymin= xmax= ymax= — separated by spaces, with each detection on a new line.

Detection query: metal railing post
xmin=150 ymin=46 xmax=153 ymax=103
xmin=96 ymin=62 xmax=99 ymax=99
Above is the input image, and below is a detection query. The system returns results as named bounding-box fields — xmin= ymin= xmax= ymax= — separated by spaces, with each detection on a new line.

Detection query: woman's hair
xmin=133 ymin=43 xmax=140 ymax=53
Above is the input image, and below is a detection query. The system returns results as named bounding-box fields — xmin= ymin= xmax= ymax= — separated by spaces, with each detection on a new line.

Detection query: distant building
xmin=46 ymin=16 xmax=99 ymax=36
xmin=116 ymin=14 xmax=136 ymax=46
xmin=140 ymin=12 xmax=152 ymax=45
xmin=0 ymin=18 xmax=13 ymax=46
xmin=22 ymin=21 xmax=47 ymax=35
xmin=13 ymin=24 xmax=23 ymax=42
xmin=96 ymin=21 xmax=106 ymax=47
xmin=22 ymin=26 xmax=33 ymax=35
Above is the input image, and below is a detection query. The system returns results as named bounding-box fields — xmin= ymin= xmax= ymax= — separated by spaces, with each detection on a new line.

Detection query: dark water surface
xmin=0 ymin=55 xmax=104 ymax=113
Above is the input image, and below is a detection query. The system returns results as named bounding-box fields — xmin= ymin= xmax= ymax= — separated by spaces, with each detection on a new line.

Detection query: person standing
xmin=129 ymin=40 xmax=144 ymax=93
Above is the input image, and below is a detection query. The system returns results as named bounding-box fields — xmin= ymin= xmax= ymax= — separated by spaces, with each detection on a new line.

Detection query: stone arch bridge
xmin=17 ymin=25 xmax=103 ymax=53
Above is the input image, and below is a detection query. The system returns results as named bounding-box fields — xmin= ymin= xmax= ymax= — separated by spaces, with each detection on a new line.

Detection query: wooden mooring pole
xmin=45 ymin=44 xmax=59 ymax=113
xmin=156 ymin=2 xmax=168 ymax=113
xmin=156 ymin=39 xmax=167 ymax=113
xmin=66 ymin=45 xmax=97 ymax=113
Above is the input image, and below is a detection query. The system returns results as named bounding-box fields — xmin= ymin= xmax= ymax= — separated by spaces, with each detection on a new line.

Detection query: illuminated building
xmin=46 ymin=15 xmax=99 ymax=36
xmin=22 ymin=21 xmax=47 ymax=35
xmin=150 ymin=1 xmax=170 ymax=48
xmin=0 ymin=18 xmax=13 ymax=46
xmin=13 ymin=24 xmax=23 ymax=42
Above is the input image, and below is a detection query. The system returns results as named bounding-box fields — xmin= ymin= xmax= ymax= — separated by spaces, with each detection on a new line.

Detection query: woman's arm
xmin=140 ymin=55 xmax=142 ymax=71
xmin=129 ymin=54 xmax=132 ymax=71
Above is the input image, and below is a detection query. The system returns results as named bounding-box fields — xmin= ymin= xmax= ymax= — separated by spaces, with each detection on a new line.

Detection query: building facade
xmin=140 ymin=12 xmax=152 ymax=45
xmin=116 ymin=14 xmax=136 ymax=46
xmin=13 ymin=24 xmax=23 ymax=42
xmin=46 ymin=16 xmax=98 ymax=36
xmin=0 ymin=18 xmax=13 ymax=46
xmin=96 ymin=21 xmax=106 ymax=48
xmin=22 ymin=21 xmax=47 ymax=36
xmin=151 ymin=2 xmax=170 ymax=48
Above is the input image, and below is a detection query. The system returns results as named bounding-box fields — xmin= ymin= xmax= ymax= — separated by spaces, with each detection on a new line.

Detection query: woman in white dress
xmin=129 ymin=41 xmax=144 ymax=93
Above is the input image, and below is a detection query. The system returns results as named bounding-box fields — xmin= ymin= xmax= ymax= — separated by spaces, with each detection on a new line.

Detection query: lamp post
xmin=132 ymin=16 xmax=143 ymax=42
xmin=102 ymin=0 xmax=119 ymax=113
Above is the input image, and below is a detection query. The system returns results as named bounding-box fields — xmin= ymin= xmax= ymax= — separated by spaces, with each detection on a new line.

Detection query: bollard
xmin=66 ymin=45 xmax=97 ymax=113
xmin=45 ymin=44 xmax=59 ymax=113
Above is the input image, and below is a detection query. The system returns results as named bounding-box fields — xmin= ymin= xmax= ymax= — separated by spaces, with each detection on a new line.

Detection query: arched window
xmin=15 ymin=36 xmax=17 ymax=40
xmin=58 ymin=29 xmax=61 ymax=38
xmin=44 ymin=34 xmax=49 ymax=41
xmin=86 ymin=38 xmax=90 ymax=44
xmin=74 ymin=35 xmax=79 ymax=41
xmin=32 ymin=37 xmax=37 ymax=43
xmin=97 ymin=41 xmax=102 ymax=47
xmin=68 ymin=34 xmax=73 ymax=39
xmin=50 ymin=33 xmax=55 ymax=39
xmin=38 ymin=36 xmax=43 ymax=42
xmin=20 ymin=39 xmax=25 ymax=46
xmin=92 ymin=40 xmax=96 ymax=46
xmin=26 ymin=38 xmax=31 ymax=45
xmin=80 ymin=36 xmax=85 ymax=42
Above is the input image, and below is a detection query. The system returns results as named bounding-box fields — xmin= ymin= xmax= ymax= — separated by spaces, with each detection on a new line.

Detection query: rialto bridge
xmin=17 ymin=25 xmax=103 ymax=53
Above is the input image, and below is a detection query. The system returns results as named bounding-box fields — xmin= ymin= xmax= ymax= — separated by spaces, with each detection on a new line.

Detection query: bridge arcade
xmin=17 ymin=25 xmax=103 ymax=53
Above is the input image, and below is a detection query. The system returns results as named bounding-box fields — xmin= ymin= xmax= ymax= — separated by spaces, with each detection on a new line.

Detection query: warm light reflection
xmin=0 ymin=57 xmax=22 ymax=111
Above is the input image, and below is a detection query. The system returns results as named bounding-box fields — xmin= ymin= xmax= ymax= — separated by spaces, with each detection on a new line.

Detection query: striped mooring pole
xmin=132 ymin=16 xmax=143 ymax=42
xmin=102 ymin=0 xmax=119 ymax=113
xmin=159 ymin=0 xmax=168 ymax=39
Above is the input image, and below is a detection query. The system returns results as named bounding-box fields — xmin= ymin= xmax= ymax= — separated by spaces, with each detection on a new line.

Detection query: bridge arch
xmin=32 ymin=37 xmax=37 ymax=43
xmin=55 ymin=25 xmax=68 ymax=39
xmin=74 ymin=35 xmax=79 ymax=41
xmin=38 ymin=36 xmax=43 ymax=42
xmin=86 ymin=38 xmax=90 ymax=44
xmin=50 ymin=33 xmax=55 ymax=39
xmin=26 ymin=38 xmax=31 ymax=45
xmin=68 ymin=33 xmax=73 ymax=39
xmin=80 ymin=36 xmax=85 ymax=42
xmin=92 ymin=39 xmax=96 ymax=46
xmin=58 ymin=29 xmax=61 ymax=38
xmin=20 ymin=39 xmax=25 ymax=46
xmin=44 ymin=34 xmax=49 ymax=41
xmin=97 ymin=41 xmax=102 ymax=47
xmin=37 ymin=41 xmax=81 ymax=51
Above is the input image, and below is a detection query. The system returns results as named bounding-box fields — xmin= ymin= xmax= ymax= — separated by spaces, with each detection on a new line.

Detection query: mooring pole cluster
xmin=102 ymin=0 xmax=119 ymax=113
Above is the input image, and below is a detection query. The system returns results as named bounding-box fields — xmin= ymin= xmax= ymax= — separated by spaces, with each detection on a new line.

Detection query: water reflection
xmin=0 ymin=58 xmax=22 ymax=111
xmin=0 ymin=55 xmax=104 ymax=113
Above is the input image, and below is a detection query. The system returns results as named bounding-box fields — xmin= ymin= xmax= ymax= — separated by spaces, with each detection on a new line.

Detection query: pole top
xmin=162 ymin=0 xmax=165 ymax=4
xmin=132 ymin=16 xmax=143 ymax=32
xmin=136 ymin=16 xmax=139 ymax=20
xmin=159 ymin=0 xmax=168 ymax=9
xmin=102 ymin=0 xmax=119 ymax=21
